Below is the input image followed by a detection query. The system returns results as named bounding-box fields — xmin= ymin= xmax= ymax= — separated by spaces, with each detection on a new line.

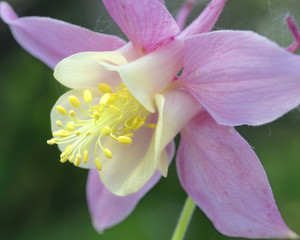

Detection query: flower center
xmin=47 ymin=83 xmax=155 ymax=171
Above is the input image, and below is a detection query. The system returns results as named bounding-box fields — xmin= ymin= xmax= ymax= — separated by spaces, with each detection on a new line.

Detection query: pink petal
xmin=177 ymin=112 xmax=297 ymax=239
xmin=178 ymin=0 xmax=226 ymax=39
xmin=86 ymin=141 xmax=175 ymax=233
xmin=181 ymin=31 xmax=300 ymax=126
xmin=102 ymin=0 xmax=179 ymax=53
xmin=176 ymin=0 xmax=195 ymax=31
xmin=0 ymin=2 xmax=126 ymax=69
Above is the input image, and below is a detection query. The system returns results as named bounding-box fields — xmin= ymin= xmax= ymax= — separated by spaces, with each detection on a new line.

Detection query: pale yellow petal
xmin=98 ymin=39 xmax=184 ymax=112
xmin=99 ymin=115 xmax=160 ymax=196
xmin=154 ymin=89 xmax=203 ymax=176
xmin=54 ymin=51 xmax=128 ymax=89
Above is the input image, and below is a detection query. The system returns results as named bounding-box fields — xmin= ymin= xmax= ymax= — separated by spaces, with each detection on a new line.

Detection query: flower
xmin=1 ymin=0 xmax=300 ymax=238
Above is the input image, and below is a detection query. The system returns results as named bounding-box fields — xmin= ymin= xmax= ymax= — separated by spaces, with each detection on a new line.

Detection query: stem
xmin=171 ymin=196 xmax=196 ymax=240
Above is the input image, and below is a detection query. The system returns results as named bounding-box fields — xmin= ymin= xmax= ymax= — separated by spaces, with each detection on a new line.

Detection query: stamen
xmin=64 ymin=145 xmax=73 ymax=155
xmin=133 ymin=120 xmax=145 ymax=130
xmin=101 ymin=126 xmax=111 ymax=136
xmin=100 ymin=93 xmax=110 ymax=105
xmin=69 ymin=110 xmax=76 ymax=117
xmin=66 ymin=122 xmax=75 ymax=131
xmin=56 ymin=105 xmax=67 ymax=115
xmin=93 ymin=105 xmax=100 ymax=111
xmin=103 ymin=148 xmax=112 ymax=159
xmin=124 ymin=133 xmax=134 ymax=138
xmin=60 ymin=156 xmax=68 ymax=163
xmin=93 ymin=112 xmax=100 ymax=120
xmin=69 ymin=156 xmax=74 ymax=163
xmin=83 ymin=150 xmax=89 ymax=164
xmin=83 ymin=89 xmax=93 ymax=104
xmin=98 ymin=83 xmax=112 ymax=93
xmin=118 ymin=136 xmax=132 ymax=145
xmin=95 ymin=158 xmax=102 ymax=171
xmin=49 ymin=84 xmax=155 ymax=170
xmin=56 ymin=120 xmax=63 ymax=127
xmin=47 ymin=139 xmax=57 ymax=145
xmin=145 ymin=123 xmax=156 ymax=128
xmin=74 ymin=153 xmax=82 ymax=166
xmin=75 ymin=131 xmax=81 ymax=136
xmin=109 ymin=104 xmax=120 ymax=112
xmin=69 ymin=95 xmax=81 ymax=108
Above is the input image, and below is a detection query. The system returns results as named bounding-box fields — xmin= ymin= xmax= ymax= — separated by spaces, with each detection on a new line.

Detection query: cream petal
xmin=154 ymin=88 xmax=202 ymax=176
xmin=98 ymin=118 xmax=162 ymax=196
xmin=53 ymin=51 xmax=128 ymax=89
xmin=99 ymin=39 xmax=185 ymax=112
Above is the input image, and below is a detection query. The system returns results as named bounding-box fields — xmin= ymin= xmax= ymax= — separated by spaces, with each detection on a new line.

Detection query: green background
xmin=1 ymin=0 xmax=300 ymax=239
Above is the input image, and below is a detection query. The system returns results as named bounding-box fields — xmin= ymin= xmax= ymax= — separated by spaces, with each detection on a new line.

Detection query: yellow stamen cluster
xmin=48 ymin=83 xmax=155 ymax=171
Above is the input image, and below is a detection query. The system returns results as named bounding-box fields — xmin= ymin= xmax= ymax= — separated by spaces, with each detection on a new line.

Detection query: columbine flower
xmin=1 ymin=0 xmax=300 ymax=238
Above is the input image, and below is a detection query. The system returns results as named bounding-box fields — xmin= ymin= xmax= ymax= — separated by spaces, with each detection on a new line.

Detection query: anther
xmin=118 ymin=92 xmax=128 ymax=99
xmin=107 ymin=94 xmax=116 ymax=104
xmin=56 ymin=120 xmax=63 ymax=127
xmin=47 ymin=139 xmax=57 ymax=145
xmin=124 ymin=133 xmax=134 ymax=138
xmin=69 ymin=156 xmax=74 ymax=163
xmin=83 ymin=89 xmax=93 ymax=104
xmin=69 ymin=110 xmax=76 ymax=117
xmin=53 ymin=130 xmax=70 ymax=138
xmin=66 ymin=121 xmax=75 ymax=131
xmin=74 ymin=154 xmax=82 ymax=166
xmin=69 ymin=95 xmax=81 ymax=108
xmin=101 ymin=126 xmax=111 ymax=136
xmin=60 ymin=156 xmax=68 ymax=163
xmin=60 ymin=152 xmax=67 ymax=159
xmin=109 ymin=104 xmax=120 ymax=112
xmin=133 ymin=120 xmax=145 ymax=130
xmin=98 ymin=83 xmax=112 ymax=93
xmin=85 ymin=131 xmax=91 ymax=136
xmin=95 ymin=158 xmax=102 ymax=171
xmin=93 ymin=105 xmax=100 ymax=111
xmin=145 ymin=123 xmax=156 ymax=128
xmin=127 ymin=117 xmax=138 ymax=128
xmin=83 ymin=150 xmax=89 ymax=164
xmin=100 ymin=93 xmax=110 ymax=105
xmin=118 ymin=136 xmax=132 ymax=145
xmin=103 ymin=148 xmax=112 ymax=159
xmin=56 ymin=105 xmax=67 ymax=115
xmin=93 ymin=112 xmax=100 ymax=120
xmin=53 ymin=130 xmax=63 ymax=136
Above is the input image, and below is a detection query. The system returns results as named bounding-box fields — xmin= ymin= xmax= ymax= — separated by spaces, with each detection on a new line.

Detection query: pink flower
xmin=1 ymin=0 xmax=300 ymax=238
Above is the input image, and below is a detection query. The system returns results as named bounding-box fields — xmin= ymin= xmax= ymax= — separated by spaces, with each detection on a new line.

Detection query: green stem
xmin=171 ymin=196 xmax=196 ymax=240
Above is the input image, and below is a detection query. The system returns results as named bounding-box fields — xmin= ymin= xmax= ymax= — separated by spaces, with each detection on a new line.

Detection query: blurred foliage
xmin=0 ymin=0 xmax=300 ymax=239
